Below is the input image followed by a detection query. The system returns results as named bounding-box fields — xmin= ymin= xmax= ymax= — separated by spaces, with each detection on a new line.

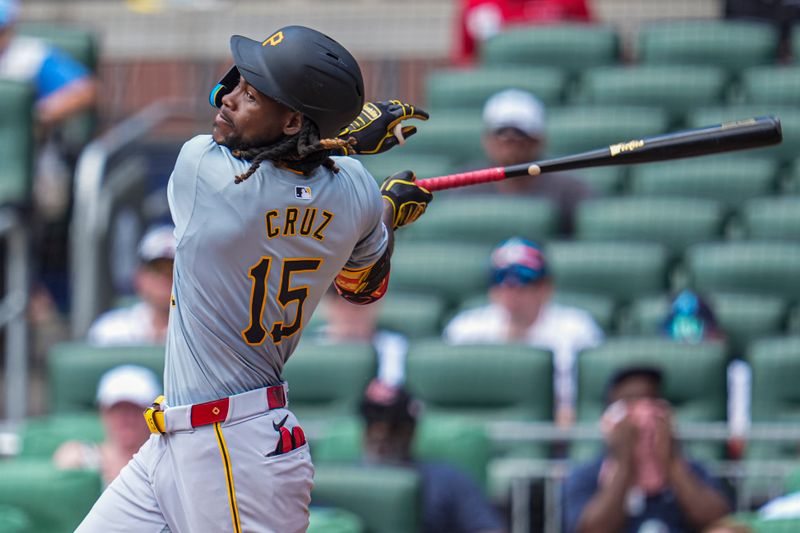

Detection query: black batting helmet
xmin=209 ymin=25 xmax=365 ymax=139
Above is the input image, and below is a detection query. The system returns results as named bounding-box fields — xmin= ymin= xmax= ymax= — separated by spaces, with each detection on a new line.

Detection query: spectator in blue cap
xmin=663 ymin=290 xmax=723 ymax=345
xmin=444 ymin=237 xmax=603 ymax=426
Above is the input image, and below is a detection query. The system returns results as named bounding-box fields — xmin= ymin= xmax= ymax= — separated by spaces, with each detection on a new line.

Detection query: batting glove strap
xmin=337 ymin=100 xmax=429 ymax=155
xmin=380 ymin=170 xmax=433 ymax=229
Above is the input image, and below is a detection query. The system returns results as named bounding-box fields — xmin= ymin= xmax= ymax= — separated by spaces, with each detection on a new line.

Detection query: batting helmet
xmin=209 ymin=25 xmax=365 ymax=139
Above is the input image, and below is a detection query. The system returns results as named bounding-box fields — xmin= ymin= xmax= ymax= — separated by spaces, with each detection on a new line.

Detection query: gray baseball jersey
xmin=165 ymin=135 xmax=387 ymax=406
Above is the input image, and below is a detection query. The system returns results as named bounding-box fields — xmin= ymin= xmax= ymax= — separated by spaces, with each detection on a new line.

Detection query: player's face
xmin=212 ymin=77 xmax=302 ymax=149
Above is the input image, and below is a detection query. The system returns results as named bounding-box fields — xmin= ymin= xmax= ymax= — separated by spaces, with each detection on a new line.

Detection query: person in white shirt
xmin=87 ymin=225 xmax=176 ymax=345
xmin=443 ymin=237 xmax=603 ymax=425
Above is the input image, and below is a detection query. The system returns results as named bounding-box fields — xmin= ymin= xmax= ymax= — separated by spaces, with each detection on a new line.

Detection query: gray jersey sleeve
xmin=168 ymin=136 xmax=210 ymax=242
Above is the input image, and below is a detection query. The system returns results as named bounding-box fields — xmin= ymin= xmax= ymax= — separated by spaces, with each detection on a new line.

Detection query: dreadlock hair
xmin=231 ymin=120 xmax=354 ymax=184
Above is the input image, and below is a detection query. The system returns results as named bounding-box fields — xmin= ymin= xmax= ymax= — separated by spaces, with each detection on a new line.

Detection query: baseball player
xmin=76 ymin=25 xmax=432 ymax=533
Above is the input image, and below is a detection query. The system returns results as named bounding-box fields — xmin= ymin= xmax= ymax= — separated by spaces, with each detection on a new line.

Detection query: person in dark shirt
xmin=360 ymin=379 xmax=506 ymax=533
xmin=562 ymin=366 xmax=731 ymax=533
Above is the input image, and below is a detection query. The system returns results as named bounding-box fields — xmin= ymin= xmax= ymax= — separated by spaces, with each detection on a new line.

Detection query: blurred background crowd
xmin=2 ymin=0 xmax=800 ymax=532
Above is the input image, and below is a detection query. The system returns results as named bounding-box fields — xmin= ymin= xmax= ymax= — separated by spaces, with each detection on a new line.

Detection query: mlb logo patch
xmin=295 ymin=186 xmax=312 ymax=200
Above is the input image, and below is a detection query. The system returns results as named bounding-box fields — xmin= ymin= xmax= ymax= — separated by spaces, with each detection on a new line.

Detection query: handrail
xmin=70 ymin=99 xmax=197 ymax=338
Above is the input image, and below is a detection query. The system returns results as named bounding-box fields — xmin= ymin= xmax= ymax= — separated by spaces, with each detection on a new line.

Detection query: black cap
xmin=359 ymin=380 xmax=421 ymax=428
xmin=604 ymin=366 xmax=663 ymax=403
xmin=210 ymin=25 xmax=364 ymax=139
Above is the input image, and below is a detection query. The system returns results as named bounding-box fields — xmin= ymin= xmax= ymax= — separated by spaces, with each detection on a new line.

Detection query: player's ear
xmin=282 ymin=111 xmax=303 ymax=136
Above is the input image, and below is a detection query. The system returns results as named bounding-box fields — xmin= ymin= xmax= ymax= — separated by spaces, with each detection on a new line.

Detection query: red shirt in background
xmin=454 ymin=0 xmax=594 ymax=64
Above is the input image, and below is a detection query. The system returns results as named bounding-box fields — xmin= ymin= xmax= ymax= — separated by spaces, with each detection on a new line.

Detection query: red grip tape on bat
xmin=417 ymin=167 xmax=507 ymax=192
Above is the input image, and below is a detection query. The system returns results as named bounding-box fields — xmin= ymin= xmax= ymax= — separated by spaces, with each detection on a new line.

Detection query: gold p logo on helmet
xmin=262 ymin=31 xmax=284 ymax=47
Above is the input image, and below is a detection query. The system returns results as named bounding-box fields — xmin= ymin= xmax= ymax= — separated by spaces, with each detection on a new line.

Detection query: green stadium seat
xmin=312 ymin=416 xmax=491 ymax=492
xmin=686 ymin=242 xmax=800 ymax=300
xmin=17 ymin=23 xmax=99 ymax=153
xmin=546 ymin=106 xmax=669 ymax=157
xmin=629 ymin=155 xmax=778 ymax=206
xmin=425 ymin=66 xmax=568 ymax=109
xmin=406 ymin=340 xmax=553 ymax=422
xmin=748 ymin=337 xmax=800 ymax=461
xmin=0 ymin=459 xmax=102 ymax=533
xmin=743 ymin=517 xmax=800 ymax=533
xmin=355 ymin=152 xmax=454 ymax=184
xmin=401 ymin=110 xmax=484 ymax=161
xmin=388 ymin=241 xmax=494 ymax=306
xmin=0 ymin=506 xmax=31 ymax=533
xmin=481 ymin=24 xmax=620 ymax=71
xmin=578 ymin=65 xmax=728 ymax=125
xmin=308 ymin=508 xmax=364 ymax=533
xmin=743 ymin=197 xmax=800 ymax=241
xmin=625 ymin=293 xmax=787 ymax=358
xmin=47 ymin=343 xmax=165 ymax=414
xmin=312 ymin=465 xmax=421 ymax=533
xmin=0 ymin=80 xmax=35 ymax=206
xmin=282 ymin=341 xmax=376 ymax=422
xmin=401 ymin=195 xmax=558 ymax=245
xmin=19 ymin=413 xmax=103 ymax=458
xmin=575 ymin=337 xmax=728 ymax=460
xmin=638 ymin=20 xmax=779 ymax=71
xmin=575 ymin=198 xmax=725 ymax=258
xmin=572 ymin=166 xmax=626 ymax=195
xmin=545 ymin=241 xmax=669 ymax=302
xmin=743 ymin=66 xmax=800 ymax=106
xmin=687 ymin=107 xmax=800 ymax=165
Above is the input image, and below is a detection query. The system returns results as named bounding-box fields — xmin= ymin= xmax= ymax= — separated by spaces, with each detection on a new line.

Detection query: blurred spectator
xmin=454 ymin=0 xmax=594 ymax=64
xmin=360 ymin=379 xmax=507 ymax=533
xmin=662 ymin=290 xmax=749 ymax=457
xmin=562 ymin=366 xmax=731 ymax=533
xmin=725 ymin=0 xmax=800 ymax=60
xmin=53 ymin=365 xmax=160 ymax=486
xmin=87 ymin=225 xmax=176 ymax=345
xmin=444 ymin=237 xmax=603 ymax=426
xmin=453 ymin=89 xmax=594 ymax=235
xmin=319 ymin=286 xmax=409 ymax=386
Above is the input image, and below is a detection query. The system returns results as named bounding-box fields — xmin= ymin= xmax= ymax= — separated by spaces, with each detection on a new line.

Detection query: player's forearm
xmin=37 ymin=77 xmax=97 ymax=126
xmin=669 ymin=459 xmax=730 ymax=530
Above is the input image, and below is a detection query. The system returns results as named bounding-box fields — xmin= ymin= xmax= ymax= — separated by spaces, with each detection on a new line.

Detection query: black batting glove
xmin=380 ymin=170 xmax=433 ymax=229
xmin=337 ymin=100 xmax=429 ymax=155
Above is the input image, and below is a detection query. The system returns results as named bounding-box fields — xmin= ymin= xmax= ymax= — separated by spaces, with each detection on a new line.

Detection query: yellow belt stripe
xmin=214 ymin=422 xmax=242 ymax=533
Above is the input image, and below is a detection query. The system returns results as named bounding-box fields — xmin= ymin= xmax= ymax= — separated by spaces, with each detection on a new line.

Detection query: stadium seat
xmin=629 ymin=155 xmax=778 ymax=206
xmin=575 ymin=198 xmax=725 ymax=258
xmin=545 ymin=241 xmax=669 ymax=302
xmin=480 ymin=24 xmax=620 ymax=72
xmin=406 ymin=340 xmax=553 ymax=422
xmin=577 ymin=65 xmax=728 ymax=126
xmin=686 ymin=242 xmax=800 ymax=300
xmin=355 ymin=152 xmax=454 ymax=184
xmin=312 ymin=416 xmax=490 ymax=492
xmin=19 ymin=413 xmax=103 ymax=458
xmin=686 ymin=107 xmax=800 ymax=166
xmin=546 ymin=106 xmax=669 ymax=157
xmin=748 ymin=337 xmax=800 ymax=461
xmin=308 ymin=507 xmax=364 ymax=533
xmin=0 ymin=506 xmax=31 ymax=533
xmin=625 ymin=293 xmax=787 ymax=358
xmin=17 ymin=23 xmax=99 ymax=153
xmin=400 ymin=110 xmax=484 ymax=162
xmin=0 ymin=459 xmax=102 ymax=533
xmin=400 ymin=195 xmax=558 ymax=245
xmin=638 ymin=20 xmax=779 ymax=72
xmin=575 ymin=337 xmax=728 ymax=460
xmin=425 ymin=66 xmax=568 ymax=109
xmin=388 ymin=241 xmax=494 ymax=306
xmin=376 ymin=291 xmax=448 ymax=338
xmin=47 ymin=343 xmax=165 ymax=413
xmin=0 ymin=80 xmax=35 ymax=206
xmin=312 ymin=465 xmax=421 ymax=533
xmin=743 ymin=197 xmax=800 ymax=241
xmin=282 ymin=341 xmax=376 ymax=422
xmin=742 ymin=66 xmax=800 ymax=107
xmin=572 ymin=166 xmax=626 ymax=195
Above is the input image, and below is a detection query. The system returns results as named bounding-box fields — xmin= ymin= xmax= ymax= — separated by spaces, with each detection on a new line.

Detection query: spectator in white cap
xmin=455 ymin=89 xmax=594 ymax=235
xmin=87 ymin=225 xmax=176 ymax=345
xmin=53 ymin=365 xmax=161 ymax=485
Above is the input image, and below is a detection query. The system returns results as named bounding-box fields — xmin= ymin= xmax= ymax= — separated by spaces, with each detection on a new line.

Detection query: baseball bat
xmin=416 ymin=116 xmax=782 ymax=192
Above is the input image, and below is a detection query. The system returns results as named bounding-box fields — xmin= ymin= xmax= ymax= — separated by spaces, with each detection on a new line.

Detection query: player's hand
xmin=337 ymin=100 xmax=429 ymax=155
xmin=380 ymin=170 xmax=433 ymax=229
